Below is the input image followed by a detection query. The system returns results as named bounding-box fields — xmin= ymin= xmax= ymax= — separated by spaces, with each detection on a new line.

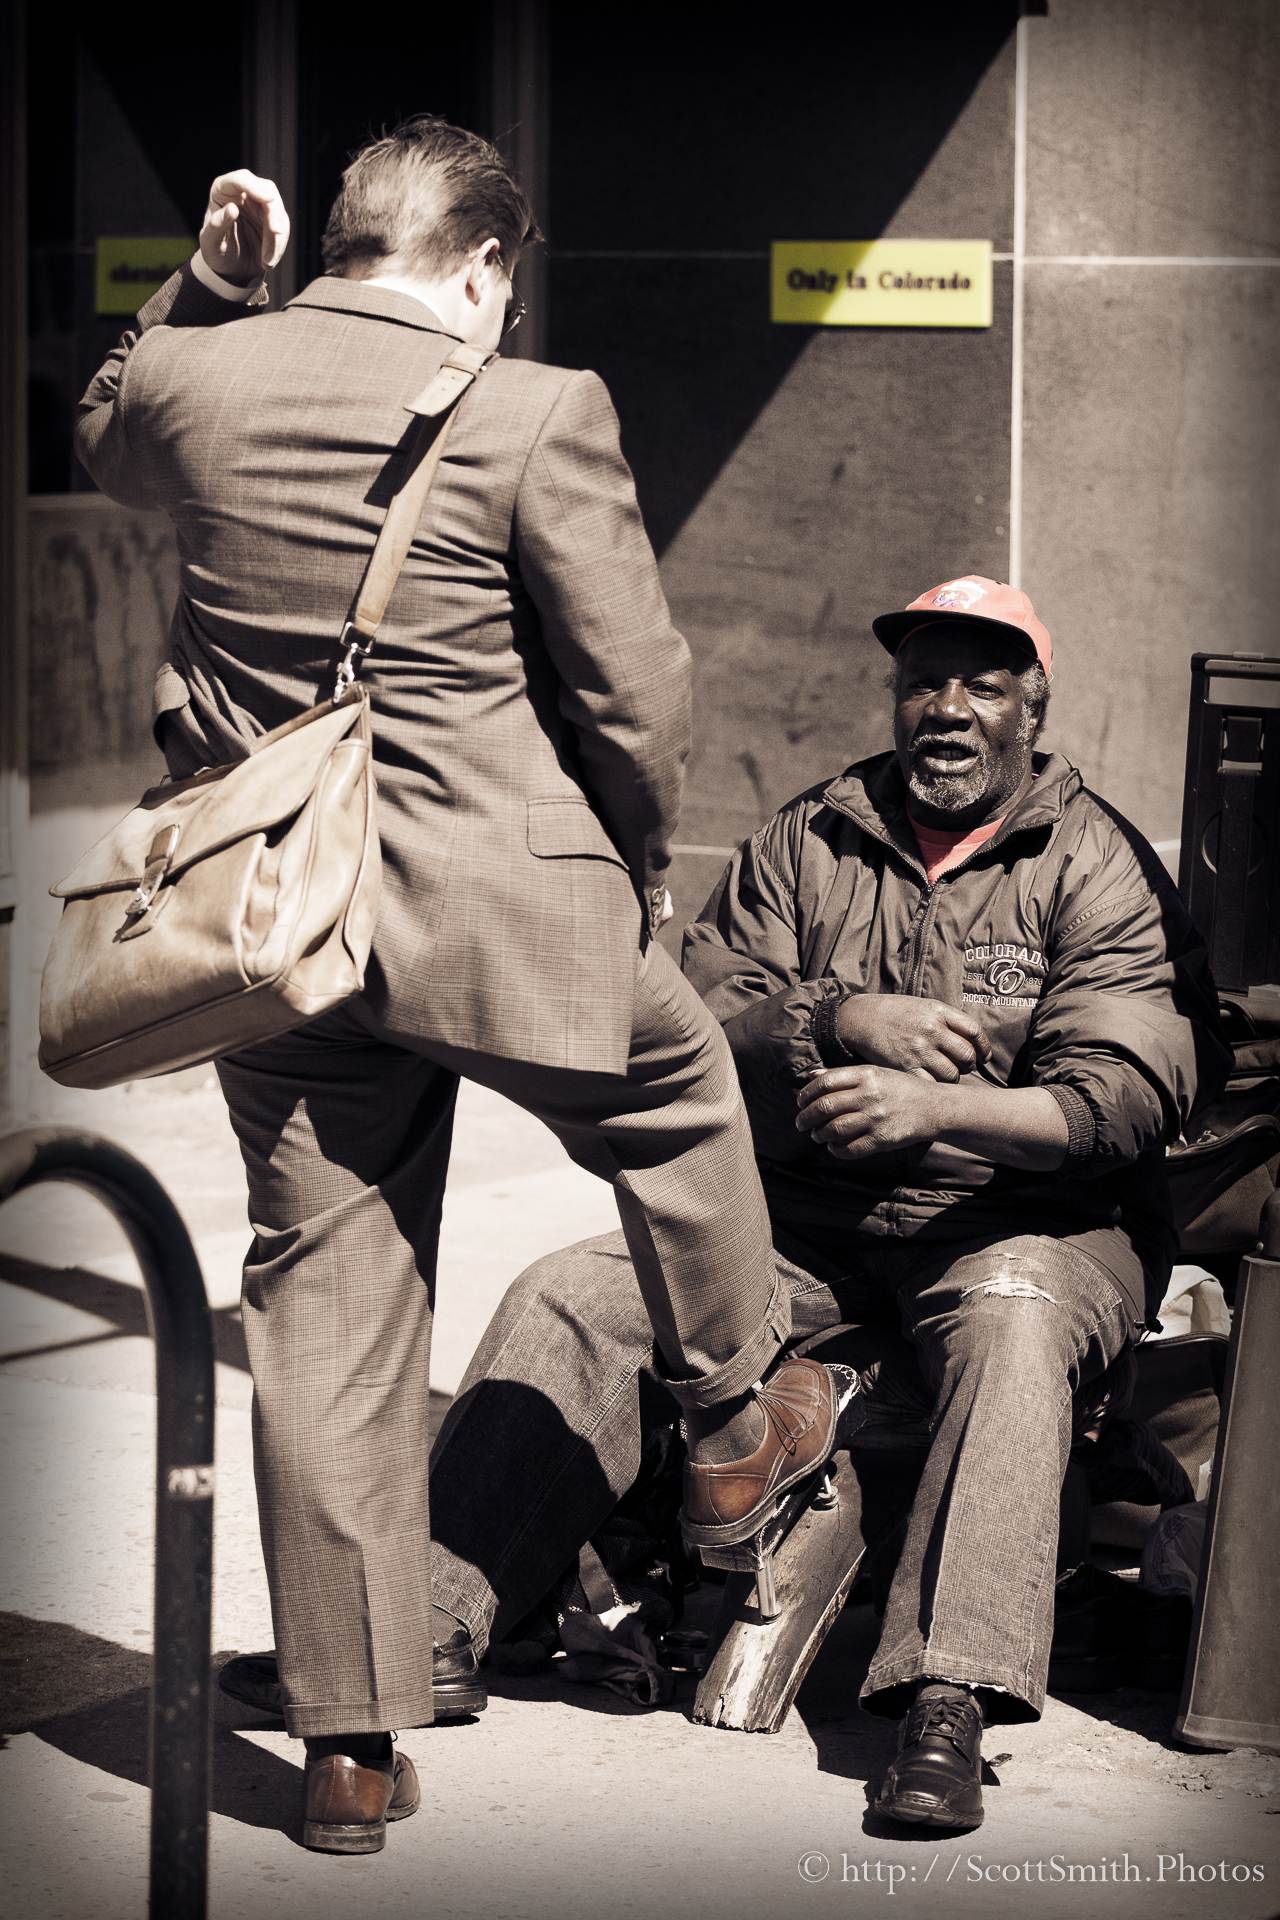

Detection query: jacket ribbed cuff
xmin=1045 ymin=1082 xmax=1098 ymax=1164
xmin=811 ymin=989 xmax=857 ymax=1067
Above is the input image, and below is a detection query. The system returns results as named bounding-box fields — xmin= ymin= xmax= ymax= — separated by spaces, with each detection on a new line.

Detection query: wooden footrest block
xmin=692 ymin=1449 xmax=866 ymax=1734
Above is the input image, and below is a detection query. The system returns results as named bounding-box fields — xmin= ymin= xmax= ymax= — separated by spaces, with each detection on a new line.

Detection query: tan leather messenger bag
xmin=38 ymin=344 xmax=491 ymax=1090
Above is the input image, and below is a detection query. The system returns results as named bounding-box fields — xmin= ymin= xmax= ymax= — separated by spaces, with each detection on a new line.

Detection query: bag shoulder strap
xmin=333 ymin=341 xmax=493 ymax=700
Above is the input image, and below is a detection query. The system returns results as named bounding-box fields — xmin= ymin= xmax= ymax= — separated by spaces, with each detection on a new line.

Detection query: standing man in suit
xmin=75 ymin=119 xmax=839 ymax=1852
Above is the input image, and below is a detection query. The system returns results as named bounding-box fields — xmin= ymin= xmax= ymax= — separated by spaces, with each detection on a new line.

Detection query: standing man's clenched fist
xmin=198 ymin=170 xmax=291 ymax=286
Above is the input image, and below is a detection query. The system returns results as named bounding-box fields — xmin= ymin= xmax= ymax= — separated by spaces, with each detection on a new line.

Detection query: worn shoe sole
xmin=874 ymin=1784 xmax=984 ymax=1833
xmin=682 ymin=1455 xmax=833 ymax=1551
xmin=432 ymin=1676 xmax=488 ymax=1718
xmin=302 ymin=1775 xmax=421 ymax=1854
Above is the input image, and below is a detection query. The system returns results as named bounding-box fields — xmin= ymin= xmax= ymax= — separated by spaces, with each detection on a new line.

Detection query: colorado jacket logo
xmin=962 ymin=942 xmax=1046 ymax=1011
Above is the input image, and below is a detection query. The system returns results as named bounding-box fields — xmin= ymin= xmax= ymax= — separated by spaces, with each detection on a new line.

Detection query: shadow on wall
xmin=546 ymin=0 xmax=1022 ymax=556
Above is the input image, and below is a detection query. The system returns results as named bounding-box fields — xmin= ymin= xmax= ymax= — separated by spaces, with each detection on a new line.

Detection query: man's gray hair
xmin=1017 ymin=662 xmax=1051 ymax=743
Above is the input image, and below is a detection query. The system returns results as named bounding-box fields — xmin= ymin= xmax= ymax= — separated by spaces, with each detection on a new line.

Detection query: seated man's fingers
xmin=799 ymin=1093 xmax=867 ymax=1136
xmin=812 ymin=1107 xmax=871 ymax=1145
xmin=796 ymin=1066 xmax=865 ymax=1113
xmin=826 ymin=1132 xmax=878 ymax=1161
xmin=934 ymin=1029 xmax=978 ymax=1073
xmin=925 ymin=1048 xmax=963 ymax=1082
xmin=944 ymin=1006 xmax=992 ymax=1061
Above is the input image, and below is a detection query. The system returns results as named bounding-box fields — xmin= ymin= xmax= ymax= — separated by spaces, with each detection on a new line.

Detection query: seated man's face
xmin=892 ymin=626 xmax=1037 ymax=827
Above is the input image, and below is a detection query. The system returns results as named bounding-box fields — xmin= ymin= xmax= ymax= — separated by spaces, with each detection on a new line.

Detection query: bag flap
xmin=51 ymin=695 xmax=368 ymax=899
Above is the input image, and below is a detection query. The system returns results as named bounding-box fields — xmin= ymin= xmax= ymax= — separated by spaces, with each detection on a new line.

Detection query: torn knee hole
xmin=960 ymin=1277 xmax=1059 ymax=1304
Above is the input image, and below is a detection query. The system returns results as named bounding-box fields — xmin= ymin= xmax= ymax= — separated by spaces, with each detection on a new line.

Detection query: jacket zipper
xmin=903 ymin=883 xmax=939 ymax=997
xmin=821 ymin=797 xmax=1053 ymax=1003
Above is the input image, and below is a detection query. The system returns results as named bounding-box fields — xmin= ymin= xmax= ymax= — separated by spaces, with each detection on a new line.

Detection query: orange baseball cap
xmin=872 ymin=575 xmax=1053 ymax=679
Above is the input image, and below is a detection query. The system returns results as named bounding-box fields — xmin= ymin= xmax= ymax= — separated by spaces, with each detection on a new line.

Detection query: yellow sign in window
xmin=95 ymin=237 xmax=195 ymax=316
xmin=772 ymin=240 xmax=993 ymax=328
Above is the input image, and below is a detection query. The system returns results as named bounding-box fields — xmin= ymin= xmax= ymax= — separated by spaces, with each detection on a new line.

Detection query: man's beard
xmin=906 ymin=736 xmax=997 ymax=814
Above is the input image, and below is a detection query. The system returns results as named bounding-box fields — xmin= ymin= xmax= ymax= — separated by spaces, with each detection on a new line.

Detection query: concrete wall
xmin=1020 ymin=0 xmax=1280 ymax=842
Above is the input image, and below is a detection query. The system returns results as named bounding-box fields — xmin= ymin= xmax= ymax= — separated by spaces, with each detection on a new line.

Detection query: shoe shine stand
xmin=1174 ymin=652 xmax=1280 ymax=1753
xmin=691 ymin=1339 xmax=913 ymax=1734
xmin=0 ymin=1129 xmax=215 ymax=1918
xmin=692 ymin=1446 xmax=869 ymax=1733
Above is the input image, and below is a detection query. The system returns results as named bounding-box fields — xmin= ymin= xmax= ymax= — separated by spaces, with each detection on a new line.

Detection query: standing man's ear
xmin=464 ymin=237 xmax=505 ymax=308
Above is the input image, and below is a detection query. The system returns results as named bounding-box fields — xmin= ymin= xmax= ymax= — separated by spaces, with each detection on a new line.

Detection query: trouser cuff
xmin=285 ymin=1691 xmax=435 ymax=1737
xmin=860 ymin=1655 xmax=1042 ymax=1725
xmin=430 ymin=1542 xmax=500 ymax=1659
xmin=656 ymin=1270 xmax=791 ymax=1411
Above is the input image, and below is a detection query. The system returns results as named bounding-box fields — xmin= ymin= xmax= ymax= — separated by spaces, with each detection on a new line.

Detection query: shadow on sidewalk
xmin=0 ymin=1253 xmax=453 ymax=1438
xmin=2 ymin=1612 xmax=305 ymax=1841
xmin=0 ymin=1252 xmax=251 ymax=1373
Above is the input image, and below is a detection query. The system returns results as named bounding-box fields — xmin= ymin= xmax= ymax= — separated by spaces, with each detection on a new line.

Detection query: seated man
xmin=227 ymin=576 xmax=1227 ymax=1829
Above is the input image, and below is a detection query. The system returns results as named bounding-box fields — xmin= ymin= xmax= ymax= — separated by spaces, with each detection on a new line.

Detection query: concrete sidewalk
xmin=2 ymin=1074 xmax=1279 ymax=1920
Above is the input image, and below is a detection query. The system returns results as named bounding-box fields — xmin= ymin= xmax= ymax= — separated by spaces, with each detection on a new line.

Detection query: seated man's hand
xmin=796 ymin=1065 xmax=941 ymax=1161
xmin=199 ymin=170 xmax=291 ymax=286
xmin=833 ymin=993 xmax=989 ymax=1081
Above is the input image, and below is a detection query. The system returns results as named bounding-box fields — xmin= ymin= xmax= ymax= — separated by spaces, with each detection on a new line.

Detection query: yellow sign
xmin=95 ymin=237 xmax=194 ymax=316
xmin=772 ymin=240 xmax=993 ymax=328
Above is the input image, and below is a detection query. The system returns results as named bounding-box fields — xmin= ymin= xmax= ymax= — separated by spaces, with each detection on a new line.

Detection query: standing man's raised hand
xmin=199 ymin=170 xmax=291 ymax=286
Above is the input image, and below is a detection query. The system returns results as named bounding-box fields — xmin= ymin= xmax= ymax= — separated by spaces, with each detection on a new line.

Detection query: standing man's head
xmin=322 ymin=115 xmax=538 ymax=349
xmin=873 ymin=576 xmax=1053 ymax=830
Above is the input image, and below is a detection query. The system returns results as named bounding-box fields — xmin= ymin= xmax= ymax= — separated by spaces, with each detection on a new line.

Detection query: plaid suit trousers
xmin=216 ymin=942 xmax=786 ymax=1736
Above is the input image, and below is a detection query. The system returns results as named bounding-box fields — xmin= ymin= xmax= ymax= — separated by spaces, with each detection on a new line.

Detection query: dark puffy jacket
xmin=683 ymin=750 xmax=1230 ymax=1323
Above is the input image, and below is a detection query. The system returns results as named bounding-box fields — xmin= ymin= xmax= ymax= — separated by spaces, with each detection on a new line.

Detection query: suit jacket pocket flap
xmin=52 ymin=698 xmax=367 ymax=898
xmin=527 ymin=797 xmax=627 ymax=866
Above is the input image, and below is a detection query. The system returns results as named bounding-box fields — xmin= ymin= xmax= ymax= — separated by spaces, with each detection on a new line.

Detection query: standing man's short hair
xmin=321 ymin=114 xmax=538 ymax=280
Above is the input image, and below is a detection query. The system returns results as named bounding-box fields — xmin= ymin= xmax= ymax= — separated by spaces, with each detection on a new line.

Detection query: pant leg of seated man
xmin=860 ymin=1232 xmax=1139 ymax=1724
xmin=429 ymin=1230 xmax=854 ymax=1652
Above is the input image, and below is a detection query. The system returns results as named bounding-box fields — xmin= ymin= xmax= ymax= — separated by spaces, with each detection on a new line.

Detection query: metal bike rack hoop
xmin=0 ymin=1125 xmax=215 ymax=1919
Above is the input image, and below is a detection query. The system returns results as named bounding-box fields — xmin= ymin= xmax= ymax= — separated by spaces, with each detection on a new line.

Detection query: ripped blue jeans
xmin=843 ymin=1231 xmax=1137 ymax=1722
xmin=429 ymin=1227 xmax=1138 ymax=1725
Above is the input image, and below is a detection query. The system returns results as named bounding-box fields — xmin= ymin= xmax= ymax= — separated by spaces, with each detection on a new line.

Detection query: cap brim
xmin=872 ymin=608 xmax=1039 ymax=661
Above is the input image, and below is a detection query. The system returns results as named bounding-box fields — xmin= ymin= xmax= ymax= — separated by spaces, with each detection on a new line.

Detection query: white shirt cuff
xmin=190 ymin=249 xmax=262 ymax=303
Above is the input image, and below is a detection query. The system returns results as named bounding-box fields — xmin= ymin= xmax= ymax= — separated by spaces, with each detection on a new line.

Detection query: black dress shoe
xmin=874 ymin=1689 xmax=985 ymax=1832
xmin=218 ymin=1627 xmax=487 ymax=1721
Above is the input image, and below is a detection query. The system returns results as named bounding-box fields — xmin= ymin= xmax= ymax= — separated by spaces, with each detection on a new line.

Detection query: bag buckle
xmin=333 ymin=623 xmax=373 ymax=703
xmin=125 ymin=825 xmax=181 ymax=920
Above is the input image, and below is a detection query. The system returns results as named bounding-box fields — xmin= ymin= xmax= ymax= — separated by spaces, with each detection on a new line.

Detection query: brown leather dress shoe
xmin=682 ymin=1357 xmax=839 ymax=1549
xmin=302 ymin=1746 xmax=421 ymax=1854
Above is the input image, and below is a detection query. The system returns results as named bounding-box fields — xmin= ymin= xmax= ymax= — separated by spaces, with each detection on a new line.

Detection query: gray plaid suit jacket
xmin=76 ymin=267 xmax=691 ymax=1075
